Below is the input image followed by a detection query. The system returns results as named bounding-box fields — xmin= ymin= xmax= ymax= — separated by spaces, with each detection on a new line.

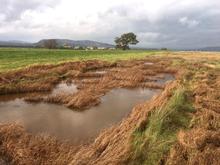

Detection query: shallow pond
xmin=0 ymin=88 xmax=159 ymax=144
xmin=156 ymin=74 xmax=175 ymax=85
xmin=0 ymin=73 xmax=174 ymax=144
xmin=0 ymin=82 xmax=78 ymax=102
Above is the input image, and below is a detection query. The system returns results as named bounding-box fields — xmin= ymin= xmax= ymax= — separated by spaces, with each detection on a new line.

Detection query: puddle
xmin=156 ymin=74 xmax=175 ymax=85
xmin=51 ymin=83 xmax=77 ymax=95
xmin=0 ymin=93 xmax=46 ymax=102
xmin=0 ymin=82 xmax=78 ymax=102
xmin=0 ymin=88 xmax=159 ymax=144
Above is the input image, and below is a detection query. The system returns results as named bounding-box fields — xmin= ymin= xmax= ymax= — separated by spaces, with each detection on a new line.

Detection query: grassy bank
xmin=128 ymin=55 xmax=220 ymax=165
xmin=130 ymin=86 xmax=195 ymax=165
xmin=0 ymin=48 xmax=159 ymax=72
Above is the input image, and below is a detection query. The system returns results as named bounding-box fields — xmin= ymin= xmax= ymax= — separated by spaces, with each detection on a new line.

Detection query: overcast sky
xmin=0 ymin=0 xmax=220 ymax=48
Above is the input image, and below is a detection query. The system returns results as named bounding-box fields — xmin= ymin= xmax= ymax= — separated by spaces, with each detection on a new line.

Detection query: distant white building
xmin=109 ymin=47 xmax=116 ymax=50
xmin=74 ymin=46 xmax=80 ymax=49
xmin=86 ymin=46 xmax=94 ymax=50
xmin=97 ymin=47 xmax=106 ymax=50
xmin=63 ymin=44 xmax=72 ymax=48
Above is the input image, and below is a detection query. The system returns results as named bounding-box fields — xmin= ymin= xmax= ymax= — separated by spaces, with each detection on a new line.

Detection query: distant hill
xmin=35 ymin=39 xmax=114 ymax=48
xmin=0 ymin=40 xmax=33 ymax=47
xmin=198 ymin=47 xmax=220 ymax=51
xmin=0 ymin=39 xmax=114 ymax=48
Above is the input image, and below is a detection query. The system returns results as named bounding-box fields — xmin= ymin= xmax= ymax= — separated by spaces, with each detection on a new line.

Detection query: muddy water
xmin=0 ymin=73 xmax=174 ymax=144
xmin=0 ymin=88 xmax=159 ymax=144
xmin=156 ymin=74 xmax=175 ymax=85
xmin=0 ymin=82 xmax=78 ymax=102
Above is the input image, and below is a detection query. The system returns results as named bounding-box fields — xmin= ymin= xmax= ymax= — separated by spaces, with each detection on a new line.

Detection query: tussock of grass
xmin=130 ymin=87 xmax=194 ymax=165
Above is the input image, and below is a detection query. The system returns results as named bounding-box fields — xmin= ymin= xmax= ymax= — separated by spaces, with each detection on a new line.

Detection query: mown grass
xmin=130 ymin=87 xmax=195 ymax=165
xmin=0 ymin=48 xmax=160 ymax=72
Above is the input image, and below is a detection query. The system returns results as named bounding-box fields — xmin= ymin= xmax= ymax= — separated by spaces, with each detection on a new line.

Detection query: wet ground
xmin=155 ymin=74 xmax=175 ymax=85
xmin=0 ymin=53 xmax=218 ymax=165
xmin=0 ymin=61 xmax=175 ymax=144
xmin=0 ymin=88 xmax=159 ymax=144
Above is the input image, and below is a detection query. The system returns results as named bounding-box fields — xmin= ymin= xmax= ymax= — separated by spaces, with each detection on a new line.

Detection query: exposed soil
xmin=0 ymin=52 xmax=219 ymax=165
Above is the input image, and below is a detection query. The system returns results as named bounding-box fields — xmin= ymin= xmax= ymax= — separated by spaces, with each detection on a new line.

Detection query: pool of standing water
xmin=0 ymin=74 xmax=174 ymax=144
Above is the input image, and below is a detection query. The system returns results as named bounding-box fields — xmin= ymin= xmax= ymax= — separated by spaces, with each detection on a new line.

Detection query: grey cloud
xmin=101 ymin=2 xmax=220 ymax=48
xmin=0 ymin=0 xmax=60 ymax=21
xmin=0 ymin=0 xmax=220 ymax=49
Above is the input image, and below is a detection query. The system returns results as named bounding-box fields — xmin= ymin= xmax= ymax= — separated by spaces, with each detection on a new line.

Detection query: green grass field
xmin=0 ymin=48 xmax=160 ymax=72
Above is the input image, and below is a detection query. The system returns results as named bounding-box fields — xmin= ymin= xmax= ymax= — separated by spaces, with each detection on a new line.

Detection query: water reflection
xmin=0 ymin=88 xmax=159 ymax=144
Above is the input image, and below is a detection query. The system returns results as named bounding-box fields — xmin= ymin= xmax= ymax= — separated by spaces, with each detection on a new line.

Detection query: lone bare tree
xmin=44 ymin=39 xmax=57 ymax=49
xmin=115 ymin=32 xmax=139 ymax=50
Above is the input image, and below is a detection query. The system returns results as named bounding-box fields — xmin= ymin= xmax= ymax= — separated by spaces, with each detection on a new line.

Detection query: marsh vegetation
xmin=0 ymin=50 xmax=219 ymax=164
